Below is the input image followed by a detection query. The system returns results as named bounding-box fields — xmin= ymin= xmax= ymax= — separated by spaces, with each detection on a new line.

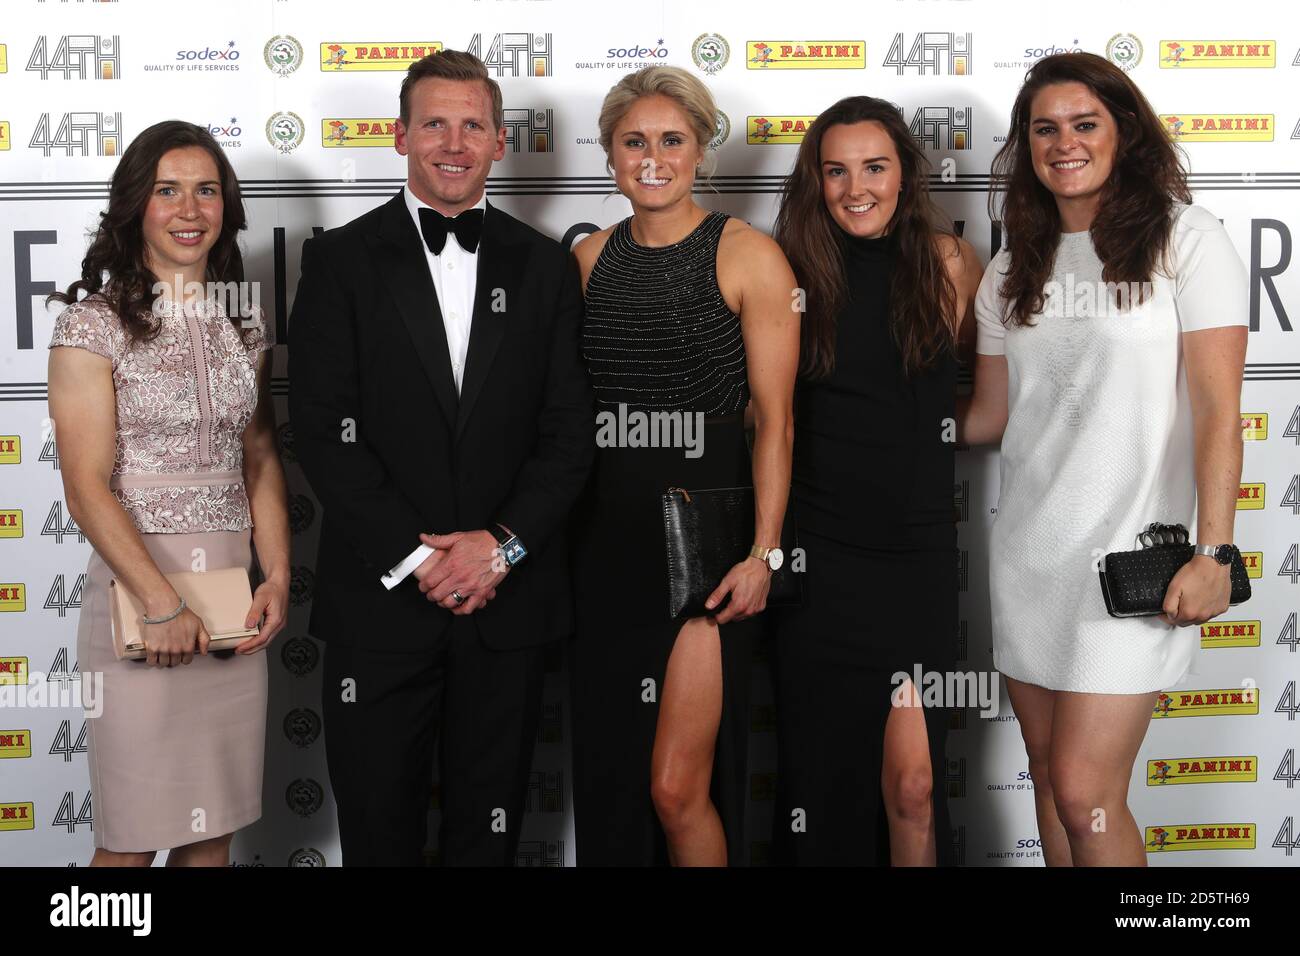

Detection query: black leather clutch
xmin=1098 ymin=523 xmax=1251 ymax=618
xmin=661 ymin=486 xmax=801 ymax=621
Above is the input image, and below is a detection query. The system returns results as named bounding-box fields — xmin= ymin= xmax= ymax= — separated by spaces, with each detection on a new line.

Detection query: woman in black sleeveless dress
xmin=769 ymin=97 xmax=982 ymax=865
xmin=570 ymin=67 xmax=798 ymax=866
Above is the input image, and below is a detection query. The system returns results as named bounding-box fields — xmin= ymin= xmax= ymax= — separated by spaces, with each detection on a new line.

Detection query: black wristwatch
xmin=490 ymin=524 xmax=527 ymax=567
xmin=1194 ymin=543 xmax=1236 ymax=566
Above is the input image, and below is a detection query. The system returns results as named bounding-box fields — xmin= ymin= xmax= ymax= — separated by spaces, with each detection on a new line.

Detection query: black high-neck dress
xmin=770 ymin=229 xmax=958 ymax=866
xmin=570 ymin=211 xmax=757 ymax=865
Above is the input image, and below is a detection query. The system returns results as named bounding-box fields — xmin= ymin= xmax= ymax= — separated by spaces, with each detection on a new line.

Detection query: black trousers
xmin=321 ymin=617 xmax=547 ymax=866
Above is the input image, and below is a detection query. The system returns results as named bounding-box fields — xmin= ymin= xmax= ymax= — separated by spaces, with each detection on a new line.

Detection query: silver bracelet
xmin=142 ymin=595 xmax=186 ymax=625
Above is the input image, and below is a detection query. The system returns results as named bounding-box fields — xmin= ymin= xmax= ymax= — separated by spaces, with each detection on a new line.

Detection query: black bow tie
xmin=418 ymin=206 xmax=484 ymax=255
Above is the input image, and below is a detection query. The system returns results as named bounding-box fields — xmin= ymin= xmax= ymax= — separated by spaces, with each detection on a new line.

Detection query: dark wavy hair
xmin=989 ymin=52 xmax=1191 ymax=327
xmin=47 ymin=120 xmax=248 ymax=343
xmin=773 ymin=96 xmax=958 ymax=379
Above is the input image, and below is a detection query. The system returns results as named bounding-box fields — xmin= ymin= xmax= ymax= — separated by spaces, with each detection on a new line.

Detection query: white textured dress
xmin=974 ymin=203 xmax=1248 ymax=693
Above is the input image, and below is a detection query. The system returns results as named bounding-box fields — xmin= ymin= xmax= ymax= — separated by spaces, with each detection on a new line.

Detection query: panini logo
xmin=1161 ymin=114 xmax=1273 ymax=142
xmin=0 ymin=436 xmax=19 ymax=463
xmin=1200 ymin=620 xmax=1260 ymax=648
xmin=0 ymin=585 xmax=24 ymax=612
xmin=0 ymin=802 xmax=34 ymax=831
xmin=1159 ymin=41 xmax=1275 ymax=68
xmin=322 ymin=118 xmax=395 ymax=147
xmin=0 ymin=510 xmax=21 ymax=538
xmin=1241 ymin=551 xmax=1263 ymax=578
xmin=0 ymin=121 xmax=8 ymax=151
xmin=748 ymin=115 xmax=816 ymax=144
xmin=1238 ymin=482 xmax=1265 ymax=509
xmin=0 ymin=658 xmax=28 ymax=685
xmin=320 ymin=42 xmax=443 ymax=71
xmin=1152 ymin=688 xmax=1259 ymax=718
xmin=746 ymin=41 xmax=865 ymax=69
xmin=1147 ymin=756 xmax=1257 ymax=785
xmin=1241 ymin=412 xmax=1267 ymax=440
xmin=0 ymin=731 xmax=31 ymax=759
xmin=1145 ymin=824 xmax=1254 ymax=851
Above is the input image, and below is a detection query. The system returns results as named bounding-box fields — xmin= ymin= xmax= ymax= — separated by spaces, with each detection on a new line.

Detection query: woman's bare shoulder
xmin=718 ymin=216 xmax=789 ymax=274
xmin=573 ymin=225 xmax=616 ymax=283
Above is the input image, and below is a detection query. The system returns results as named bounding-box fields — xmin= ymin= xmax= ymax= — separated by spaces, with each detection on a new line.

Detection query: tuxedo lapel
xmin=456 ymin=200 xmax=528 ymax=441
xmin=371 ymin=192 xmax=458 ymax=429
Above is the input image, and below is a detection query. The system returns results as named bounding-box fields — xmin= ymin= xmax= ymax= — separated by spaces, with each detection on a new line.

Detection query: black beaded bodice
xmin=582 ymin=211 xmax=748 ymax=415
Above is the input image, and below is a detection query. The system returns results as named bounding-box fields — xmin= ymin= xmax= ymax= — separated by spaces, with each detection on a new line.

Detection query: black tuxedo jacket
xmin=287 ymin=191 xmax=594 ymax=652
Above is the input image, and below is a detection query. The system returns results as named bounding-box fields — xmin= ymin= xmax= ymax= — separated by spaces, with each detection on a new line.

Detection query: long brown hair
xmin=47 ymin=120 xmax=248 ymax=343
xmin=773 ymin=96 xmax=957 ymax=379
xmin=990 ymin=52 xmax=1191 ymax=327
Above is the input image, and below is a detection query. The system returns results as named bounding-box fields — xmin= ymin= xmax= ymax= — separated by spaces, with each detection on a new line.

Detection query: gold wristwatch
xmin=749 ymin=544 xmax=784 ymax=572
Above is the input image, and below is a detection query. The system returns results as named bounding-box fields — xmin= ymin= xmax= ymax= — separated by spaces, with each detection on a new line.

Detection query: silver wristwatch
xmin=1194 ymin=543 xmax=1236 ymax=566
xmin=491 ymin=524 xmax=527 ymax=567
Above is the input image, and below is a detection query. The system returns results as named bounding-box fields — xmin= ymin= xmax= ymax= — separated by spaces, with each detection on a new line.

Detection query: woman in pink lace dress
xmin=46 ymin=121 xmax=289 ymax=866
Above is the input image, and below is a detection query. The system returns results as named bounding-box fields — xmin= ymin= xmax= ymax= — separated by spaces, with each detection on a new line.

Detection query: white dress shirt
xmin=380 ymin=186 xmax=486 ymax=590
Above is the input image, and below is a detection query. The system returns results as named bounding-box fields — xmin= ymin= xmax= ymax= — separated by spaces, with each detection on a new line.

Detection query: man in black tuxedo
xmin=288 ymin=50 xmax=593 ymax=866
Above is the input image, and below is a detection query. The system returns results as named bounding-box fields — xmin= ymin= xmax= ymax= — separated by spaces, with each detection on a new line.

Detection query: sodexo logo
xmin=607 ymin=39 xmax=669 ymax=61
xmin=575 ymin=39 xmax=670 ymax=72
xmin=1023 ymin=39 xmax=1084 ymax=61
xmin=206 ymin=117 xmax=243 ymax=148
xmin=176 ymin=41 xmax=240 ymax=64
xmin=992 ymin=37 xmax=1084 ymax=70
xmin=143 ymin=40 xmax=242 ymax=74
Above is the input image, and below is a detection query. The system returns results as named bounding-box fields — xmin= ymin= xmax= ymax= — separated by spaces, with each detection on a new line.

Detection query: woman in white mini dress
xmin=960 ymin=54 xmax=1247 ymax=866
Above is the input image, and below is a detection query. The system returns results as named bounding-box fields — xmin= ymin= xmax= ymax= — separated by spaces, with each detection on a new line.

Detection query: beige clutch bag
xmin=109 ymin=567 xmax=260 ymax=661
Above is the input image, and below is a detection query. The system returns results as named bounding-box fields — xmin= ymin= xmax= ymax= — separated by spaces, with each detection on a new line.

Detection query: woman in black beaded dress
xmin=570 ymin=66 xmax=798 ymax=866
xmin=769 ymin=97 xmax=982 ymax=865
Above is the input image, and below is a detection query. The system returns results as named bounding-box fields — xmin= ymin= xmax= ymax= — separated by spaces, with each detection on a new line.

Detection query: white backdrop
xmin=0 ymin=0 xmax=1297 ymax=867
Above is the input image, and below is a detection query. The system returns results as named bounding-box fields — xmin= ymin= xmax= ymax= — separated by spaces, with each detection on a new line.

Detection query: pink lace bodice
xmin=48 ymin=294 xmax=273 ymax=533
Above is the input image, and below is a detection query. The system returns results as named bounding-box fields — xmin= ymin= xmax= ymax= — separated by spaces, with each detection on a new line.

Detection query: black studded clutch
xmin=661 ymin=486 xmax=801 ymax=621
xmin=1098 ymin=523 xmax=1251 ymax=618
